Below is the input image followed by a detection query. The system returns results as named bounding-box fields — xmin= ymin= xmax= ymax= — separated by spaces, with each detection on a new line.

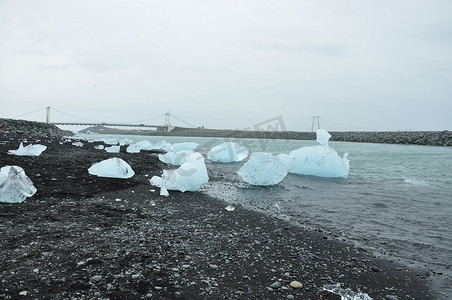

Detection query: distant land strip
xmin=1 ymin=118 xmax=451 ymax=146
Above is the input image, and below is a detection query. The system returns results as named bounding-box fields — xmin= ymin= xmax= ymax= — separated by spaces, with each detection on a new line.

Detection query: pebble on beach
xmin=290 ymin=281 xmax=303 ymax=289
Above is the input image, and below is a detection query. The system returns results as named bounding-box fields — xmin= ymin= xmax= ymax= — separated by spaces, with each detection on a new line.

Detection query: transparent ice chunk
xmin=8 ymin=142 xmax=47 ymax=157
xmin=0 ymin=166 xmax=37 ymax=203
xmin=105 ymin=146 xmax=120 ymax=153
xmin=88 ymin=158 xmax=135 ymax=179
xmin=279 ymin=129 xmax=349 ymax=178
xmin=158 ymin=150 xmax=194 ymax=166
xmin=126 ymin=144 xmax=141 ymax=153
xmin=150 ymin=152 xmax=208 ymax=195
xmin=237 ymin=152 xmax=287 ymax=186
xmin=207 ymin=142 xmax=249 ymax=163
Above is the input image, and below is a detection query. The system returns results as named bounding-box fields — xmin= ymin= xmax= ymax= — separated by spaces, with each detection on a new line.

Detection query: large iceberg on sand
xmin=237 ymin=152 xmax=287 ymax=186
xmin=159 ymin=150 xmax=194 ymax=166
xmin=207 ymin=142 xmax=249 ymax=163
xmin=150 ymin=152 xmax=208 ymax=196
xmin=8 ymin=142 xmax=47 ymax=157
xmin=0 ymin=166 xmax=37 ymax=203
xmin=88 ymin=158 xmax=135 ymax=179
xmin=278 ymin=129 xmax=349 ymax=178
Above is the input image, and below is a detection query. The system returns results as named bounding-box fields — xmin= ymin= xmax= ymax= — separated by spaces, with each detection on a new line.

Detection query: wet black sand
xmin=0 ymin=134 xmax=438 ymax=299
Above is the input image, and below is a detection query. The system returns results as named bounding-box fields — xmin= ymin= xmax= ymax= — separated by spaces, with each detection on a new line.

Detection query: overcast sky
xmin=1 ymin=0 xmax=451 ymax=131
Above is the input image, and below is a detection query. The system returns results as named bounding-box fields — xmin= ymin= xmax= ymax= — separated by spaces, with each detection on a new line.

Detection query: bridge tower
xmin=46 ymin=106 xmax=51 ymax=124
xmin=164 ymin=112 xmax=171 ymax=132
xmin=311 ymin=116 xmax=320 ymax=132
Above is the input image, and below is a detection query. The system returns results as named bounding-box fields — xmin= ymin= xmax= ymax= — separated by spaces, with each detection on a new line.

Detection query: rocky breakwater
xmin=162 ymin=128 xmax=452 ymax=146
xmin=329 ymin=131 xmax=452 ymax=146
xmin=0 ymin=118 xmax=71 ymax=137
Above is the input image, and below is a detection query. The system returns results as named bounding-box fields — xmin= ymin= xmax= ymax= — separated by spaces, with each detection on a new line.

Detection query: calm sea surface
xmin=88 ymin=134 xmax=452 ymax=296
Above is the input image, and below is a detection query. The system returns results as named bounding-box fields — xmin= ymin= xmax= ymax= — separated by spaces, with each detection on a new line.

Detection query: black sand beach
xmin=0 ymin=134 xmax=438 ymax=299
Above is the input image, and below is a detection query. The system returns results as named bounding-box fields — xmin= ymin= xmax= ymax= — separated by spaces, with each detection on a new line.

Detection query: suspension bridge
xmin=12 ymin=106 xmax=197 ymax=132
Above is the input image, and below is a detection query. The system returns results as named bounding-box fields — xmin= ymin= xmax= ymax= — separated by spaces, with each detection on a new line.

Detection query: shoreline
xmin=0 ymin=134 xmax=443 ymax=299
xmin=1 ymin=118 xmax=451 ymax=146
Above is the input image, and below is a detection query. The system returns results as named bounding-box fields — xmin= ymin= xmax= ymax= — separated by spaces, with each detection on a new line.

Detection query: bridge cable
xmin=50 ymin=107 xmax=101 ymax=123
xmin=171 ymin=114 xmax=197 ymax=128
xmin=122 ymin=114 xmax=166 ymax=125
xmin=13 ymin=107 xmax=46 ymax=119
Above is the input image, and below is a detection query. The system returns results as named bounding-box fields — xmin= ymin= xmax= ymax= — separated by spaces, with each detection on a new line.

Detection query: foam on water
xmin=404 ymin=178 xmax=428 ymax=185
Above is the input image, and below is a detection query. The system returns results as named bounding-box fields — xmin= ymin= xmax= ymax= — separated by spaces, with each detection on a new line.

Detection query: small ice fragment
xmin=115 ymin=198 xmax=121 ymax=202
xmin=323 ymin=283 xmax=373 ymax=300
xmin=160 ymin=187 xmax=169 ymax=197
xmin=94 ymin=145 xmax=104 ymax=150
xmin=163 ymin=142 xmax=199 ymax=152
xmin=126 ymin=144 xmax=141 ymax=153
xmin=103 ymin=138 xmax=119 ymax=145
xmin=207 ymin=142 xmax=249 ymax=163
xmin=8 ymin=142 xmax=47 ymax=156
xmin=72 ymin=142 xmax=84 ymax=147
xmin=88 ymin=158 xmax=135 ymax=179
xmin=0 ymin=166 xmax=37 ymax=203
xmin=136 ymin=140 xmax=166 ymax=151
xmin=225 ymin=205 xmax=235 ymax=211
xmin=237 ymin=152 xmax=287 ymax=186
xmin=119 ymin=139 xmax=133 ymax=146
xmin=105 ymin=146 xmax=120 ymax=153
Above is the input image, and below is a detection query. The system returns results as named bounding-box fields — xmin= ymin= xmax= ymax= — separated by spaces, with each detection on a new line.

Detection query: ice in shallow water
xmin=88 ymin=158 xmax=135 ymax=179
xmin=8 ymin=142 xmax=47 ymax=157
xmin=237 ymin=152 xmax=287 ymax=186
xmin=150 ymin=152 xmax=208 ymax=195
xmin=207 ymin=142 xmax=249 ymax=163
xmin=278 ymin=129 xmax=350 ymax=178
xmin=0 ymin=166 xmax=37 ymax=203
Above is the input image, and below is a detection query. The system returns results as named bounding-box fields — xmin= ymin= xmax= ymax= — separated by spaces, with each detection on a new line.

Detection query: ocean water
xmin=87 ymin=134 xmax=452 ymax=296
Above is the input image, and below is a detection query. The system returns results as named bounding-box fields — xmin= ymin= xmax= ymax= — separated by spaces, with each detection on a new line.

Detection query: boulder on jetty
xmin=0 ymin=118 xmax=71 ymax=137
